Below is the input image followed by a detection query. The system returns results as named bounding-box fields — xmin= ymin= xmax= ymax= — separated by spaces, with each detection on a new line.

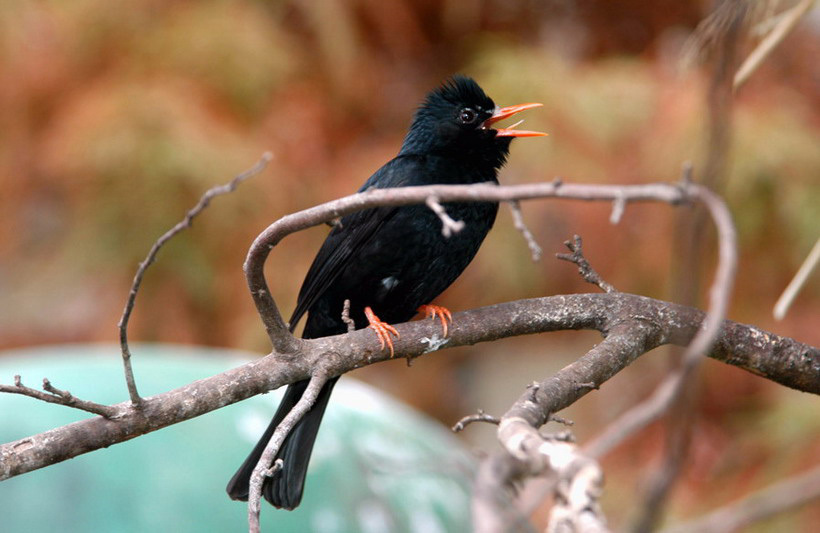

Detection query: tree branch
xmin=508 ymin=200 xmax=542 ymax=262
xmin=774 ymin=237 xmax=820 ymax=320
xmin=243 ymin=179 xmax=690 ymax=354
xmin=426 ymin=195 xmax=466 ymax=237
xmin=3 ymin=294 xmax=816 ymax=481
xmin=476 ymin=327 xmax=648 ymax=533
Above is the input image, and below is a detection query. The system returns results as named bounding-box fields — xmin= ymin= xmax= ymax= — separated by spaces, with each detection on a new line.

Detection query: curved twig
xmin=472 ymin=181 xmax=737 ymax=530
xmin=118 ymin=152 xmax=272 ymax=404
xmin=244 ymin=180 xmax=689 ymax=353
xmin=248 ymin=373 xmax=328 ymax=532
xmin=585 ymin=185 xmax=737 ymax=458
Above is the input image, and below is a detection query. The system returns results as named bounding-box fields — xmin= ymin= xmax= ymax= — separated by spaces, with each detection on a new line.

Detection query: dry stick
xmin=473 ymin=452 xmax=536 ymax=533
xmin=0 ymin=376 xmax=116 ymax=418
xmin=508 ymin=200 xmax=543 ymax=262
xmin=426 ymin=195 xmax=466 ymax=237
xmin=3 ymin=179 xmax=812 ymax=494
xmin=734 ymin=0 xmax=817 ymax=90
xmin=661 ymin=465 xmax=820 ymax=533
xmin=585 ymin=185 xmax=736 ymax=461
xmin=247 ymin=373 xmax=327 ymax=533
xmin=774 ymin=237 xmax=820 ymax=320
xmin=341 ymin=298 xmax=356 ymax=332
xmin=556 ymin=235 xmax=617 ymax=293
xmin=609 ymin=191 xmax=626 ymax=224
xmin=452 ymin=409 xmax=500 ymax=432
xmin=117 ymin=152 xmax=273 ymax=404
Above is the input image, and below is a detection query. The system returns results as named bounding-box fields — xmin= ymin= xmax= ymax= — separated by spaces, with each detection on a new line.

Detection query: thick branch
xmin=3 ymin=293 xmax=816 ymax=481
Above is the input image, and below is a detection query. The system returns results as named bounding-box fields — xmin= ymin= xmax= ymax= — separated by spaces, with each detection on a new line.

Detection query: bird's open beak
xmin=483 ymin=103 xmax=547 ymax=137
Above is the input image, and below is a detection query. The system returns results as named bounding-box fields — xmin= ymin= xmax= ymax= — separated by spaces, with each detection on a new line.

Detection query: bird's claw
xmin=365 ymin=306 xmax=400 ymax=357
xmin=418 ymin=304 xmax=452 ymax=337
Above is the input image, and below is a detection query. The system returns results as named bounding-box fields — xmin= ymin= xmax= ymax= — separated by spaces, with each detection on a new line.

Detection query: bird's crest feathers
xmin=426 ymin=75 xmax=495 ymax=111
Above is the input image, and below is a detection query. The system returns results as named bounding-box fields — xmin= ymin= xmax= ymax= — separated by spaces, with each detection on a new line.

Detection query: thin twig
xmin=248 ymin=373 xmax=327 ymax=533
xmin=661 ymin=465 xmax=820 ymax=533
xmin=774 ymin=237 xmax=820 ymax=320
xmin=610 ymin=192 xmax=626 ymax=224
xmin=556 ymin=235 xmax=617 ymax=293
xmin=734 ymin=0 xmax=817 ymax=90
xmin=508 ymin=200 xmax=542 ymax=261
xmin=341 ymin=298 xmax=356 ymax=332
xmin=0 ymin=376 xmax=117 ymax=418
xmin=549 ymin=414 xmax=574 ymax=427
xmin=425 ymin=195 xmax=466 ymax=237
xmin=452 ymin=409 xmax=500 ymax=432
xmin=117 ymin=152 xmax=272 ymax=404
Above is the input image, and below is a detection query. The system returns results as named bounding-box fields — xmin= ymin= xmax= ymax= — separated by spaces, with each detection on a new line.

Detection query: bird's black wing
xmin=287 ymin=155 xmax=423 ymax=331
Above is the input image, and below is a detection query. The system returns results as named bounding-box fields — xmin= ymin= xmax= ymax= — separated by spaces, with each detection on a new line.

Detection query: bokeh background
xmin=1 ymin=0 xmax=818 ymax=530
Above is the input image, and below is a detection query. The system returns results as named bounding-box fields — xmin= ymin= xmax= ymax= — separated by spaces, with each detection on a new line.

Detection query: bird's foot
xmin=418 ymin=304 xmax=453 ymax=337
xmin=365 ymin=306 xmax=400 ymax=357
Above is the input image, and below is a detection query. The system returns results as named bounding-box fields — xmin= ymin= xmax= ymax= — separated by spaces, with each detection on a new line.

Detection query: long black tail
xmin=226 ymin=376 xmax=339 ymax=509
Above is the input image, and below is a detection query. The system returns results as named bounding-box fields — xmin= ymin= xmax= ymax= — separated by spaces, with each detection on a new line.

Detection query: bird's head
xmin=400 ymin=75 xmax=546 ymax=167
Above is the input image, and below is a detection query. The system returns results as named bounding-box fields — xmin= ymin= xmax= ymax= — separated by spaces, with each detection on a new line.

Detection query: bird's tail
xmin=226 ymin=377 xmax=339 ymax=509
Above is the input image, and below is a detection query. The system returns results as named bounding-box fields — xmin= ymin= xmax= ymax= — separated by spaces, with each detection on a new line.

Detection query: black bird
xmin=226 ymin=75 xmax=545 ymax=509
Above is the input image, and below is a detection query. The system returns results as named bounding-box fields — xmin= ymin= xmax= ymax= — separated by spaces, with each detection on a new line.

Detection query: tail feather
xmin=226 ymin=377 xmax=339 ymax=509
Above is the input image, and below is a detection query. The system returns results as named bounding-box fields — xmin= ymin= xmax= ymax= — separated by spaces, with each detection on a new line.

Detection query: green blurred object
xmin=0 ymin=344 xmax=475 ymax=533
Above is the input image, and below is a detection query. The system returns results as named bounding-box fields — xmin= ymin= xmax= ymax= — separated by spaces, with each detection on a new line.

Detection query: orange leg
xmin=365 ymin=306 xmax=400 ymax=357
xmin=418 ymin=304 xmax=453 ymax=337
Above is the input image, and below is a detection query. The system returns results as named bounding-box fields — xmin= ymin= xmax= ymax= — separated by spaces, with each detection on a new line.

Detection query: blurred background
xmin=0 ymin=0 xmax=818 ymax=530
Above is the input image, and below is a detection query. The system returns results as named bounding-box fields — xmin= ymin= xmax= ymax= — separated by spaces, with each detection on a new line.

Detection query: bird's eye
xmin=458 ymin=108 xmax=478 ymax=124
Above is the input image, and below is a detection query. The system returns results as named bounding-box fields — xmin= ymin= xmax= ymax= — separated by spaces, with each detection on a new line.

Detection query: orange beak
xmin=483 ymin=102 xmax=547 ymax=138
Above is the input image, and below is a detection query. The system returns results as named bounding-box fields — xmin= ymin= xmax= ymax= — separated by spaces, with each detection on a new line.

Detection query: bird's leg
xmin=418 ymin=304 xmax=453 ymax=337
xmin=364 ymin=306 xmax=400 ymax=357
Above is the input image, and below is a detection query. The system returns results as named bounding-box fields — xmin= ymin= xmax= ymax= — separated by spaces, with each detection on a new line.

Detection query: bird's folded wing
xmin=287 ymin=205 xmax=398 ymax=331
xmin=288 ymin=156 xmax=423 ymax=331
